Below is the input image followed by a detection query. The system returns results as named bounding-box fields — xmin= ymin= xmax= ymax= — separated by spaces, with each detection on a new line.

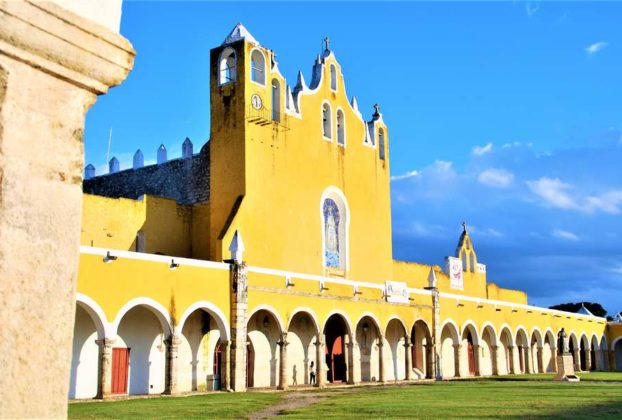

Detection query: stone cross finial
xmin=373 ymin=103 xmax=380 ymax=116
xmin=462 ymin=221 xmax=467 ymax=233
xmin=323 ymin=36 xmax=330 ymax=51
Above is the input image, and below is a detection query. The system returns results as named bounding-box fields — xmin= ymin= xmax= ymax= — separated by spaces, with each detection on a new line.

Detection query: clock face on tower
xmin=251 ymin=94 xmax=263 ymax=110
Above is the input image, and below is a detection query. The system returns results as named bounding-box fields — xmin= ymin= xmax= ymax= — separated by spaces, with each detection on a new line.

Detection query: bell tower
xmin=209 ymin=24 xmax=275 ymax=260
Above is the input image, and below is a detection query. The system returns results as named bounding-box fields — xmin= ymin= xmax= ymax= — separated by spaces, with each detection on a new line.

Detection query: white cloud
xmin=391 ymin=170 xmax=421 ymax=181
xmin=434 ymin=160 xmax=453 ymax=171
xmin=473 ymin=142 xmax=493 ymax=156
xmin=585 ymin=41 xmax=607 ymax=55
xmin=526 ymin=177 xmax=577 ymax=210
xmin=552 ymin=229 xmax=579 ymax=241
xmin=477 ymin=168 xmax=514 ymax=188
xmin=584 ymin=190 xmax=622 ymax=215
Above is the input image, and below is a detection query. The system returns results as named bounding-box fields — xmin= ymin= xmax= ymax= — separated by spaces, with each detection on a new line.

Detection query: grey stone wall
xmin=83 ymin=142 xmax=210 ymax=204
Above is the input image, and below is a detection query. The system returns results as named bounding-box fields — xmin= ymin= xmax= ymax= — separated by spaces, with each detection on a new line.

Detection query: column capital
xmin=96 ymin=337 xmax=116 ymax=348
xmin=165 ymin=334 xmax=181 ymax=347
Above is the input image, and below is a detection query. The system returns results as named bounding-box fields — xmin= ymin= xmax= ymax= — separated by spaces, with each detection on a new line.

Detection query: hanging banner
xmin=446 ymin=256 xmax=464 ymax=290
xmin=385 ymin=281 xmax=409 ymax=303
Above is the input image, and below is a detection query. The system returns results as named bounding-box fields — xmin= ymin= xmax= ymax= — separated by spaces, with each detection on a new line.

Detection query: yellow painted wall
xmin=81 ymin=194 xmax=192 ymax=257
xmin=211 ymin=40 xmax=393 ymax=282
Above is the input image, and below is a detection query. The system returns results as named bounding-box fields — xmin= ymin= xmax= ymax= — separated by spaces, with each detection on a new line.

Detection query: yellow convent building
xmin=71 ymin=24 xmax=622 ymax=399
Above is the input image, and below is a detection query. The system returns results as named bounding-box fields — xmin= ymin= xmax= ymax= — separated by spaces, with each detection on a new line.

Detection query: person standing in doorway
xmin=309 ymin=361 xmax=316 ymax=385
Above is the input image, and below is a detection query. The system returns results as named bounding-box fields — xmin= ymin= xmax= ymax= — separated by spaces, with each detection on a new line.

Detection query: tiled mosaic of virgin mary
xmin=323 ymin=198 xmax=340 ymax=268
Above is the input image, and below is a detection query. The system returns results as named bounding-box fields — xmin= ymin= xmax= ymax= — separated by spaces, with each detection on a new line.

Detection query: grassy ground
xmin=282 ymin=381 xmax=622 ymax=419
xmin=68 ymin=373 xmax=622 ymax=419
xmin=68 ymin=392 xmax=280 ymax=419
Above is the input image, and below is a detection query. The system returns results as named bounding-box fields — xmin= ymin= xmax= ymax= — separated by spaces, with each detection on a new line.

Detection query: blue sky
xmin=85 ymin=1 xmax=622 ymax=314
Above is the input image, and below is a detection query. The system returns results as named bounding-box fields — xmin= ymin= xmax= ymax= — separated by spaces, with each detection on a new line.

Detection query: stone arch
xmin=218 ymin=46 xmax=236 ymax=85
xmin=111 ymin=297 xmax=172 ymax=337
xmin=176 ymin=300 xmax=230 ymax=339
xmin=76 ymin=293 xmax=108 ymax=339
xmin=355 ymin=314 xmax=382 ymax=382
xmin=176 ymin=301 xmax=231 ymax=392
xmin=480 ymin=323 xmax=498 ymax=376
xmin=515 ymin=326 xmax=529 ymax=374
xmin=460 ymin=321 xmax=480 ymax=376
xmin=543 ymin=329 xmax=557 ymax=372
xmin=70 ymin=294 xmax=108 ymax=399
xmin=384 ymin=318 xmax=408 ymax=381
xmin=530 ymin=328 xmax=544 ymax=373
xmin=411 ymin=319 xmax=433 ymax=379
xmin=287 ymin=309 xmax=320 ymax=386
xmin=246 ymin=307 xmax=284 ymax=388
xmin=247 ymin=304 xmax=286 ymax=334
xmin=440 ymin=319 xmax=460 ymax=378
xmin=323 ymin=312 xmax=353 ymax=383
xmin=113 ymin=298 xmax=172 ymax=395
xmin=250 ymin=48 xmax=266 ymax=85
xmin=498 ymin=325 xmax=514 ymax=375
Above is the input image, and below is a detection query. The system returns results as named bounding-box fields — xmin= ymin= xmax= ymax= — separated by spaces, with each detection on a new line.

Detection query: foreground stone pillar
xmin=315 ymin=337 xmax=325 ymax=388
xmin=229 ymin=260 xmax=248 ymax=392
xmin=585 ymin=348 xmax=592 ymax=371
xmin=277 ymin=332 xmax=288 ymax=390
xmin=405 ymin=338 xmax=413 ymax=380
xmin=0 ymin=1 xmax=134 ymax=417
xmin=453 ymin=344 xmax=462 ymax=377
xmin=164 ymin=334 xmax=181 ymax=395
xmin=537 ymin=347 xmax=544 ymax=373
xmin=96 ymin=337 xmax=115 ymax=399
xmin=551 ymin=347 xmax=558 ymax=373
xmin=524 ymin=347 xmax=532 ymax=374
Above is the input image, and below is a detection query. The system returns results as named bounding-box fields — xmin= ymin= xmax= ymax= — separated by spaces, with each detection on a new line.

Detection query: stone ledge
xmin=0 ymin=0 xmax=134 ymax=94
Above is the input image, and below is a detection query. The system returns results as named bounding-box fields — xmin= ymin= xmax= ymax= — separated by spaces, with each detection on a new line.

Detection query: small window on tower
xmin=219 ymin=48 xmax=236 ymax=85
xmin=330 ymin=64 xmax=337 ymax=91
xmin=336 ymin=109 xmax=345 ymax=146
xmin=251 ymin=49 xmax=265 ymax=85
xmin=322 ymin=102 xmax=332 ymax=139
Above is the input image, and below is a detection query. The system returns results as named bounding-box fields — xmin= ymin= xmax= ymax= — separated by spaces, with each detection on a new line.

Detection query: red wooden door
xmin=467 ymin=343 xmax=475 ymax=375
xmin=111 ymin=348 xmax=129 ymax=394
xmin=213 ymin=343 xmax=221 ymax=376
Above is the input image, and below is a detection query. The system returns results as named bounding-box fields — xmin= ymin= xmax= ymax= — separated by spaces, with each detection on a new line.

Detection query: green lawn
xmin=69 ymin=373 xmax=622 ymax=419
xmin=282 ymin=381 xmax=622 ymax=419
xmin=68 ymin=392 xmax=280 ymax=419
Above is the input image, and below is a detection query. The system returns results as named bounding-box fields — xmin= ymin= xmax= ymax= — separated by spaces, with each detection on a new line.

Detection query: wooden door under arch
xmin=246 ymin=340 xmax=254 ymax=388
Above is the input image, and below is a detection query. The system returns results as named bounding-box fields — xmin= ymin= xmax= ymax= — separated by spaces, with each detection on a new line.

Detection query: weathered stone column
xmin=473 ymin=344 xmax=481 ymax=376
xmin=573 ymin=348 xmax=581 ymax=371
xmin=96 ymin=337 xmax=115 ymax=399
xmin=537 ymin=347 xmax=544 ymax=373
xmin=585 ymin=348 xmax=592 ymax=371
xmin=164 ymin=334 xmax=181 ymax=395
xmin=424 ymin=343 xmax=434 ymax=379
xmin=315 ymin=337 xmax=326 ymax=388
xmin=277 ymin=332 xmax=289 ymax=390
xmin=453 ymin=344 xmax=462 ymax=377
xmin=228 ymin=245 xmax=248 ymax=392
xmin=508 ymin=346 xmax=517 ymax=374
xmin=608 ymin=350 xmax=616 ymax=371
xmin=551 ymin=347 xmax=558 ymax=373
xmin=346 ymin=339 xmax=358 ymax=385
xmin=491 ymin=345 xmax=500 ymax=375
xmin=429 ymin=287 xmax=442 ymax=381
xmin=378 ymin=336 xmax=386 ymax=383
xmin=522 ymin=346 xmax=533 ymax=373
xmin=404 ymin=337 xmax=413 ymax=380
xmin=0 ymin=1 xmax=134 ymax=417
xmin=220 ymin=340 xmax=231 ymax=390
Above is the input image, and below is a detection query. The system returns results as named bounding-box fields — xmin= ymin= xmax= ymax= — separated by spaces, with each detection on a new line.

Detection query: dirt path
xmin=247 ymin=391 xmax=328 ymax=419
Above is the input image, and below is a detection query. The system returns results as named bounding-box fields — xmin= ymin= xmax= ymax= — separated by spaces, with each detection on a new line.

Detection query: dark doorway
xmin=246 ymin=340 xmax=254 ymax=388
xmin=214 ymin=343 xmax=222 ymax=377
xmin=111 ymin=347 xmax=129 ymax=394
xmin=324 ymin=315 xmax=348 ymax=383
